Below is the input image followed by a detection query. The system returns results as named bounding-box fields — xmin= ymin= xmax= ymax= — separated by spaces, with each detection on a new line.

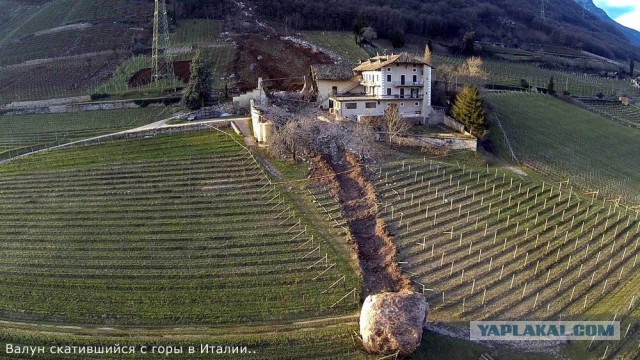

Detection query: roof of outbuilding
xmin=311 ymin=63 xmax=356 ymax=81
xmin=353 ymin=53 xmax=431 ymax=72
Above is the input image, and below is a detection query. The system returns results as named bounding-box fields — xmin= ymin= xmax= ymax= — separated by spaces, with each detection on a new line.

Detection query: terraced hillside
xmin=0 ymin=107 xmax=174 ymax=160
xmin=0 ymin=0 xmax=41 ymax=42
xmin=0 ymin=52 xmax=126 ymax=104
xmin=302 ymin=31 xmax=370 ymax=63
xmin=0 ymin=0 xmax=151 ymax=44
xmin=487 ymin=93 xmax=640 ymax=205
xmin=0 ymin=23 xmax=144 ymax=66
xmin=376 ymin=158 xmax=639 ymax=359
xmin=578 ymin=98 xmax=640 ymax=127
xmin=0 ymin=0 xmax=154 ymax=104
xmin=171 ymin=19 xmax=222 ymax=46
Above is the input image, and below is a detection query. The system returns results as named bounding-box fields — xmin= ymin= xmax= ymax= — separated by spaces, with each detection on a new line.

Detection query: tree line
xmin=247 ymin=0 xmax=639 ymax=60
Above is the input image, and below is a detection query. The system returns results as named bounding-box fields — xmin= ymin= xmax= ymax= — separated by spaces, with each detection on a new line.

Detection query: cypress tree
xmin=424 ymin=44 xmax=432 ymax=64
xmin=183 ymin=50 xmax=213 ymax=110
xmin=452 ymin=85 xmax=487 ymax=138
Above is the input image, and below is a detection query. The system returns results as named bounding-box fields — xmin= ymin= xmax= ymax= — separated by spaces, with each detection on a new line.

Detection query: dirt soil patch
xmin=233 ymin=34 xmax=333 ymax=92
xmin=128 ymin=61 xmax=191 ymax=87
xmin=314 ymin=153 xmax=411 ymax=298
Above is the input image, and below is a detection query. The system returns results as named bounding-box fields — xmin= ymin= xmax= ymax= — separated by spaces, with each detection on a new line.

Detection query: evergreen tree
xmin=451 ymin=85 xmax=487 ymax=138
xmin=391 ymin=30 xmax=405 ymax=48
xmin=548 ymin=76 xmax=555 ymax=95
xmin=352 ymin=14 xmax=367 ymax=45
xmin=462 ymin=31 xmax=476 ymax=56
xmin=183 ymin=50 xmax=213 ymax=110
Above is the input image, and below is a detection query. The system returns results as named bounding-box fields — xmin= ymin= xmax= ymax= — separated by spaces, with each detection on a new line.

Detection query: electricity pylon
xmin=151 ymin=0 xmax=174 ymax=85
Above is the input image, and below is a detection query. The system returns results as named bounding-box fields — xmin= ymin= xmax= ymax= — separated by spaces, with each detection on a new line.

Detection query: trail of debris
xmin=315 ymin=153 xmax=411 ymax=298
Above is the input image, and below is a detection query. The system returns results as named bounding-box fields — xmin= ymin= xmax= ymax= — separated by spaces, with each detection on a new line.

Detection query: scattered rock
xmin=360 ymin=290 xmax=428 ymax=356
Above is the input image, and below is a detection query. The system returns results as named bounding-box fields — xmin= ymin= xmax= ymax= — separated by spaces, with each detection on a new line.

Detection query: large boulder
xmin=360 ymin=290 xmax=428 ymax=356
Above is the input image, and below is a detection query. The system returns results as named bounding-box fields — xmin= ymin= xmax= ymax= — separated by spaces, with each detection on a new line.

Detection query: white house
xmin=310 ymin=63 xmax=363 ymax=110
xmin=325 ymin=53 xmax=432 ymax=123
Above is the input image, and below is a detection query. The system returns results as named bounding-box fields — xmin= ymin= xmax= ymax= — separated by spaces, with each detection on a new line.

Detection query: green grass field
xmin=486 ymin=93 xmax=640 ymax=205
xmin=96 ymin=45 xmax=234 ymax=96
xmin=171 ymin=19 xmax=222 ymax=46
xmin=302 ymin=31 xmax=370 ymax=63
xmin=0 ymin=107 xmax=174 ymax=159
xmin=578 ymin=99 xmax=640 ymax=127
xmin=0 ymin=129 xmax=366 ymax=358
xmin=433 ymin=55 xmax=638 ymax=97
xmin=0 ymin=130 xmax=359 ymax=326
xmin=374 ymin=157 xmax=639 ymax=359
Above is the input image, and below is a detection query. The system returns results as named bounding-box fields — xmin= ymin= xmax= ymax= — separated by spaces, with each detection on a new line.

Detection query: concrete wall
xmin=233 ymin=89 xmax=264 ymax=112
xmin=249 ymin=99 xmax=273 ymax=144
xmin=233 ymin=78 xmax=268 ymax=112
xmin=1 ymin=100 xmax=162 ymax=116
xmin=0 ymin=96 xmax=91 ymax=110
xmin=427 ymin=109 xmax=469 ymax=135
xmin=398 ymin=134 xmax=477 ymax=151
xmin=444 ymin=116 xmax=467 ymax=133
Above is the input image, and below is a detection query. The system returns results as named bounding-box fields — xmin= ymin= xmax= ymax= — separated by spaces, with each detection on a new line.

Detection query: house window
xmin=387 ymin=68 xmax=391 ymax=71
xmin=365 ymin=102 xmax=376 ymax=109
xmin=413 ymin=75 xmax=417 ymax=83
xmin=415 ymin=102 xmax=419 ymax=106
xmin=387 ymin=74 xmax=391 ymax=82
xmin=345 ymin=103 xmax=357 ymax=110
xmin=400 ymin=102 xmax=405 ymax=107
xmin=413 ymin=68 xmax=417 ymax=72
xmin=387 ymin=88 xmax=391 ymax=96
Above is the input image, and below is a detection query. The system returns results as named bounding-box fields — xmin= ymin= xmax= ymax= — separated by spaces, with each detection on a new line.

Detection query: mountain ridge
xmin=573 ymin=0 xmax=640 ymax=46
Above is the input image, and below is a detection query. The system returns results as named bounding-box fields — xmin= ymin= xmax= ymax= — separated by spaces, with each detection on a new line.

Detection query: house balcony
xmin=360 ymin=79 xmax=379 ymax=87
xmin=331 ymin=93 xmax=423 ymax=100
xmin=394 ymin=81 xmax=424 ymax=87
xmin=382 ymin=94 xmax=424 ymax=100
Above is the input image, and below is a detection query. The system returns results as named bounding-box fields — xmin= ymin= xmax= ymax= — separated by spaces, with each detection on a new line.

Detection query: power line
xmin=152 ymin=0 xmax=174 ymax=85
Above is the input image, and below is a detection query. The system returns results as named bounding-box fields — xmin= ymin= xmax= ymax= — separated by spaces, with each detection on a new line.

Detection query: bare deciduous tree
xmin=438 ymin=64 xmax=458 ymax=92
xmin=361 ymin=27 xmax=378 ymax=42
xmin=344 ymin=123 xmax=377 ymax=161
xmin=458 ymin=56 xmax=488 ymax=87
xmin=385 ymin=104 xmax=411 ymax=140
xmin=438 ymin=57 xmax=488 ymax=91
